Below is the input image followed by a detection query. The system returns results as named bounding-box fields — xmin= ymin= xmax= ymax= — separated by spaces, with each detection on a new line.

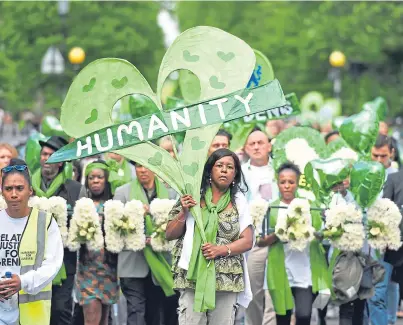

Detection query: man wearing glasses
xmin=33 ymin=136 xmax=86 ymax=325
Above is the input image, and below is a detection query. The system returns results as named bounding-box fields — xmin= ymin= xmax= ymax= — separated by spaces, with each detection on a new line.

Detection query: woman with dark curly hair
xmin=166 ymin=148 xmax=254 ymax=325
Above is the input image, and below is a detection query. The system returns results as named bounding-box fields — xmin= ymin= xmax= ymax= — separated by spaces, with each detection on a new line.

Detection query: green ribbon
xmin=32 ymin=168 xmax=66 ymax=198
xmin=187 ymin=187 xmax=231 ymax=312
xmin=108 ymin=159 xmax=132 ymax=194
xmin=129 ymin=177 xmax=175 ymax=296
xmin=85 ymin=162 xmax=109 ymax=176
xmin=328 ymin=248 xmax=340 ymax=299
xmin=267 ymin=199 xmax=329 ymax=315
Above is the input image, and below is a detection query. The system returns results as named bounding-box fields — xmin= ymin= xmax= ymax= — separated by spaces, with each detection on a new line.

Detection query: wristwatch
xmin=225 ymin=244 xmax=231 ymax=257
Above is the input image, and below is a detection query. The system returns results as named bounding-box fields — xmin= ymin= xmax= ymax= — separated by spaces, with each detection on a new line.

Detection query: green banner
xmin=48 ymin=80 xmax=286 ymax=163
xmin=243 ymin=92 xmax=300 ymax=123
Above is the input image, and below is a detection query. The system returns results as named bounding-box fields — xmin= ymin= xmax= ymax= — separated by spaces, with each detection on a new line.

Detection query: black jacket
xmin=383 ymin=170 xmax=403 ymax=267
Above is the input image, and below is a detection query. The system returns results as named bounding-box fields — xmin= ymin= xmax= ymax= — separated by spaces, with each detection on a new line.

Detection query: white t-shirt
xmin=242 ymin=161 xmax=278 ymax=203
xmin=0 ymin=210 xmax=63 ymax=325
xmin=264 ymin=201 xmax=312 ymax=290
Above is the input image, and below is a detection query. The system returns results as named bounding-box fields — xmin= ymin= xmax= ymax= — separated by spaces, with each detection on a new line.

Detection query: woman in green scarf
xmin=166 ymin=148 xmax=254 ymax=325
xmin=258 ymin=162 xmax=328 ymax=325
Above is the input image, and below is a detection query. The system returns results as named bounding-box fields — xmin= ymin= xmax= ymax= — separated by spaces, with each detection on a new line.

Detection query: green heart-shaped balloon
xmin=41 ymin=116 xmax=69 ymax=140
xmin=25 ymin=133 xmax=50 ymax=173
xmin=350 ymin=161 xmax=385 ymax=209
xmin=339 ymin=107 xmax=379 ymax=157
xmin=363 ymin=97 xmax=388 ymax=122
xmin=304 ymin=158 xmax=351 ymax=205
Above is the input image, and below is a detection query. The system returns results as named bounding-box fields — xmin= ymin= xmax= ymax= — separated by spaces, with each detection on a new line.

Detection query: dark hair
xmin=324 ymin=130 xmax=340 ymax=143
xmin=201 ymin=148 xmax=247 ymax=202
xmin=277 ymin=162 xmax=301 ymax=179
xmin=374 ymin=134 xmax=393 ymax=151
xmin=84 ymin=160 xmax=112 ymax=201
xmin=1 ymin=158 xmax=32 ymax=188
xmin=72 ymin=160 xmax=82 ymax=183
xmin=81 ymin=160 xmax=115 ymax=266
xmin=216 ymin=129 xmax=232 ymax=145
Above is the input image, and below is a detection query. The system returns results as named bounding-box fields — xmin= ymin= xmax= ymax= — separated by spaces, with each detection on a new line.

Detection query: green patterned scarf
xmin=129 ymin=177 xmax=175 ymax=296
xmin=267 ymin=199 xmax=329 ymax=315
xmin=187 ymin=187 xmax=231 ymax=312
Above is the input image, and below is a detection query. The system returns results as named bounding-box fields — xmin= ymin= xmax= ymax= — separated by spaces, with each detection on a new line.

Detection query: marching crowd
xmin=0 ymin=115 xmax=402 ymax=325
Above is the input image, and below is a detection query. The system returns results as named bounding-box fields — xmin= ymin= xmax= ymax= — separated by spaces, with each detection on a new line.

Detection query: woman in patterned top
xmin=166 ymin=148 xmax=254 ymax=325
xmin=75 ymin=160 xmax=119 ymax=325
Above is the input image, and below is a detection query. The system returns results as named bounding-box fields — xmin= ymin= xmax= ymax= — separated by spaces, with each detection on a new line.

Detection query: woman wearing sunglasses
xmin=0 ymin=158 xmax=64 ymax=325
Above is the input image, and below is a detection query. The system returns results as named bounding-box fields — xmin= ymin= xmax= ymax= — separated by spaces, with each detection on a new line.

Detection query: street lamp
xmin=68 ymin=47 xmax=86 ymax=71
xmin=329 ymin=50 xmax=346 ymax=99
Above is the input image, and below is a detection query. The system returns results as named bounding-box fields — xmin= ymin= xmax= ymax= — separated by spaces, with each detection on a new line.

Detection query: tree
xmin=0 ymin=1 xmax=165 ymax=114
xmin=176 ymin=2 xmax=403 ymax=117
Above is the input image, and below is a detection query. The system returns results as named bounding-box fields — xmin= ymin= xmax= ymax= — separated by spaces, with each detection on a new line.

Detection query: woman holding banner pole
xmin=166 ymin=148 xmax=254 ymax=325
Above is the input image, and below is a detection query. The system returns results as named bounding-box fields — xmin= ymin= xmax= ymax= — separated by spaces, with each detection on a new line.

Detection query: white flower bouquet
xmin=250 ymin=198 xmax=269 ymax=239
xmin=29 ymin=196 xmax=69 ymax=247
xmin=367 ymin=198 xmax=402 ymax=251
xmin=149 ymin=198 xmax=176 ymax=252
xmin=323 ymin=202 xmax=365 ymax=252
xmin=275 ymin=198 xmax=315 ymax=251
xmin=67 ymin=197 xmax=104 ymax=252
xmin=104 ymin=199 xmax=145 ymax=253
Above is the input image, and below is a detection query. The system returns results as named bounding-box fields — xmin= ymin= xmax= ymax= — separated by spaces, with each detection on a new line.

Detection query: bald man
xmin=242 ymin=129 xmax=278 ymax=325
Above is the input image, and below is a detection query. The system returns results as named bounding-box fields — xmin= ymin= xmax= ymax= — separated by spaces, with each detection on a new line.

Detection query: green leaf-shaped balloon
xmin=25 ymin=133 xmax=49 ymax=173
xmin=41 ymin=116 xmax=68 ymax=140
xmin=339 ymin=107 xmax=379 ymax=158
xmin=304 ymin=158 xmax=351 ymax=205
xmin=363 ymin=97 xmax=388 ymax=122
xmin=350 ymin=161 xmax=385 ymax=209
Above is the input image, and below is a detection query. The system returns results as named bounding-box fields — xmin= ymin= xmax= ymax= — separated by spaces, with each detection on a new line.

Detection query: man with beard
xmin=31 ymin=136 xmax=86 ymax=325
xmin=115 ymin=162 xmax=177 ymax=325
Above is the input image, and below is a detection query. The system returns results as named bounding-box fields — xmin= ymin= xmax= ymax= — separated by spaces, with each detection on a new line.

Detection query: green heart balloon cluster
xmin=304 ymin=158 xmax=352 ymax=206
xmin=339 ymin=105 xmax=379 ymax=158
xmin=349 ymin=161 xmax=385 ymax=209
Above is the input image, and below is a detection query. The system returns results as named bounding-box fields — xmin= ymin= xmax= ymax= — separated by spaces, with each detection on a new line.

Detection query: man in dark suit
xmin=382 ymin=170 xmax=403 ymax=325
xmin=32 ymin=136 xmax=86 ymax=325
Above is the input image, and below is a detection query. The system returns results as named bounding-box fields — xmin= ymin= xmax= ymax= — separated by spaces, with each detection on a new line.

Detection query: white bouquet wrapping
xmin=367 ymin=198 xmax=402 ymax=251
xmin=104 ymin=199 xmax=145 ymax=253
xmin=323 ymin=202 xmax=365 ymax=252
xmin=250 ymin=198 xmax=269 ymax=239
xmin=0 ymin=195 xmax=7 ymax=210
xmin=67 ymin=197 xmax=104 ymax=252
xmin=149 ymin=198 xmax=176 ymax=252
xmin=28 ymin=196 xmax=69 ymax=247
xmin=275 ymin=198 xmax=315 ymax=251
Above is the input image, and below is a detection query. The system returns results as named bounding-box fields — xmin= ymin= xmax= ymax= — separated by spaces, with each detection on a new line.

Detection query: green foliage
xmin=177 ymin=2 xmax=403 ymax=117
xmin=0 ymin=1 xmax=164 ymax=114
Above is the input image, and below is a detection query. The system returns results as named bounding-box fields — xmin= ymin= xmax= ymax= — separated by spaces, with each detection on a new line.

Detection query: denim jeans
xmin=368 ymin=260 xmax=395 ymax=325
xmin=387 ymin=280 xmax=399 ymax=324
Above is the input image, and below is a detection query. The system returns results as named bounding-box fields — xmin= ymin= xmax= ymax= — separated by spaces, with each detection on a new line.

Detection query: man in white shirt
xmin=242 ymin=129 xmax=278 ymax=325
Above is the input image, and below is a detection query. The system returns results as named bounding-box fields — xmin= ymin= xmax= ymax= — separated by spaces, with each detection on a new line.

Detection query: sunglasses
xmin=2 ymin=165 xmax=28 ymax=173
